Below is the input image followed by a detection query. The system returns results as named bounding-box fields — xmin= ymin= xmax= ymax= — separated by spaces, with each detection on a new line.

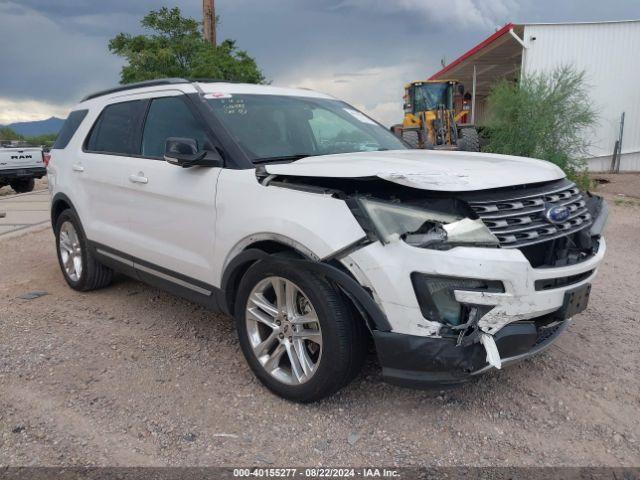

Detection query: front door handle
xmin=72 ymin=163 xmax=84 ymax=172
xmin=129 ymin=173 xmax=148 ymax=184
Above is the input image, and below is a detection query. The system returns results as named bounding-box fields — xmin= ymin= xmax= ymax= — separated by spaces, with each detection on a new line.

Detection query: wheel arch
xmin=220 ymin=241 xmax=391 ymax=332
xmin=51 ymin=192 xmax=78 ymax=230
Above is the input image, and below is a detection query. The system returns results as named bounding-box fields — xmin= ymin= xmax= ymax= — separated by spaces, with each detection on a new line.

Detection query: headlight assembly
xmin=356 ymin=197 xmax=499 ymax=249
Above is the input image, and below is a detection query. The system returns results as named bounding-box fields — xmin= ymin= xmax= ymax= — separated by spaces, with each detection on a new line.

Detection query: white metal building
xmin=430 ymin=20 xmax=640 ymax=172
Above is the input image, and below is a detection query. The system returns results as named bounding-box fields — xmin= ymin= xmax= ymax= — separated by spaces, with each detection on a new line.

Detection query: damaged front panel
xmin=257 ymin=166 xmax=608 ymax=377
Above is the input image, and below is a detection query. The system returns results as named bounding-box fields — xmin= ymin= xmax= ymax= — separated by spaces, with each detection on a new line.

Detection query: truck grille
xmin=468 ymin=182 xmax=592 ymax=248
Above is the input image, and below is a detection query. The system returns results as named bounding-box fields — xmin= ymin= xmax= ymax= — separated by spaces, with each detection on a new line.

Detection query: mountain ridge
xmin=1 ymin=117 xmax=66 ymax=136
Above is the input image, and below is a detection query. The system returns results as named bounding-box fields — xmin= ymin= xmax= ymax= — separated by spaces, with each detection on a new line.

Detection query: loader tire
xmin=402 ymin=130 xmax=421 ymax=149
xmin=457 ymin=128 xmax=480 ymax=152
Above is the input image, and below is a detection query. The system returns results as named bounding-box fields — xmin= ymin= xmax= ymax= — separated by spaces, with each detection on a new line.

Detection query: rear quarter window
xmin=84 ymin=100 xmax=147 ymax=155
xmin=52 ymin=109 xmax=88 ymax=149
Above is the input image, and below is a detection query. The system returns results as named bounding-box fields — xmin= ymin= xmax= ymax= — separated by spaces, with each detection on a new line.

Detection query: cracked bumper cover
xmin=346 ymin=236 xmax=605 ymax=337
xmin=344 ymin=199 xmax=607 ymax=386
xmin=373 ymin=319 xmax=570 ymax=386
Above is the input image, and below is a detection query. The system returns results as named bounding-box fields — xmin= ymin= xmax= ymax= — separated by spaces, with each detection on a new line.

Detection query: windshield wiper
xmin=253 ymin=154 xmax=319 ymax=164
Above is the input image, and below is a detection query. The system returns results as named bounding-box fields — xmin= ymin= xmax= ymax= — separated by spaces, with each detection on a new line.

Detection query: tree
xmin=109 ymin=7 xmax=265 ymax=85
xmin=483 ymin=66 xmax=596 ymax=188
xmin=25 ymin=133 xmax=58 ymax=148
xmin=0 ymin=127 xmax=23 ymax=141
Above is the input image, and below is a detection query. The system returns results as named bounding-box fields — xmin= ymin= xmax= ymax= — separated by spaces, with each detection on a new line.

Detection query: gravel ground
xmin=0 ymin=186 xmax=639 ymax=467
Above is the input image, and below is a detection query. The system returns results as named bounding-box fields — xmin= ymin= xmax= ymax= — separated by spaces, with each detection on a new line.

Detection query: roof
xmin=429 ymin=23 xmax=525 ymax=96
xmin=520 ymin=19 xmax=640 ymax=26
xmin=429 ymin=23 xmax=515 ymax=80
xmin=80 ymin=79 xmax=334 ymax=104
xmin=429 ymin=19 xmax=640 ymax=89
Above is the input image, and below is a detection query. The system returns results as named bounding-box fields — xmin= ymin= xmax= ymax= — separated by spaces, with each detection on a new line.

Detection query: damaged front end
xmin=257 ymin=167 xmax=608 ymax=385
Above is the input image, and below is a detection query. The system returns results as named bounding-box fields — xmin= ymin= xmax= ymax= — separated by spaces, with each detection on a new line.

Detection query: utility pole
xmin=203 ymin=0 xmax=216 ymax=47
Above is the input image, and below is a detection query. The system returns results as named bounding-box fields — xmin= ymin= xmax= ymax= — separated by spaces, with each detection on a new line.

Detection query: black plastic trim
xmin=374 ymin=319 xmax=568 ymax=387
xmin=50 ymin=192 xmax=78 ymax=227
xmin=0 ymin=167 xmax=46 ymax=179
xmin=220 ymin=249 xmax=392 ymax=331
xmin=88 ymin=241 xmax=223 ymax=312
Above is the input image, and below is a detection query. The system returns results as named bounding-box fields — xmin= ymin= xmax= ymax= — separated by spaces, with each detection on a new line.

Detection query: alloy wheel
xmin=59 ymin=221 xmax=83 ymax=282
xmin=245 ymin=276 xmax=323 ymax=385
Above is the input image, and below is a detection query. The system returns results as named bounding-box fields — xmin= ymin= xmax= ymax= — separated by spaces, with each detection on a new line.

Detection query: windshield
xmin=412 ymin=83 xmax=452 ymax=111
xmin=206 ymin=94 xmax=406 ymax=162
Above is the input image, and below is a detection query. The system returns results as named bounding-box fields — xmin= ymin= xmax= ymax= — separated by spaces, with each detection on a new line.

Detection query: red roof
xmin=429 ymin=23 xmax=514 ymax=80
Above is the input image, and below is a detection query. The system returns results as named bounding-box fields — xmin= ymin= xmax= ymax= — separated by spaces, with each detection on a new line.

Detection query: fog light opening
xmin=411 ymin=273 xmax=504 ymax=327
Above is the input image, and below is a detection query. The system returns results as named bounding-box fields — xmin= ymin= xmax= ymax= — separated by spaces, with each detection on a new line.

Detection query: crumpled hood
xmin=263 ymin=149 xmax=565 ymax=192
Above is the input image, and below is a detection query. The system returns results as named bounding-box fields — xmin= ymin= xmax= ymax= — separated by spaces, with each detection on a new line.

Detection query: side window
xmin=141 ymin=96 xmax=210 ymax=158
xmin=53 ymin=109 xmax=88 ymax=149
xmin=85 ymin=100 xmax=146 ymax=155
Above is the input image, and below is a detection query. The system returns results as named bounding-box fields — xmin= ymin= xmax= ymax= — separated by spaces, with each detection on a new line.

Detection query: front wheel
xmin=234 ymin=259 xmax=367 ymax=402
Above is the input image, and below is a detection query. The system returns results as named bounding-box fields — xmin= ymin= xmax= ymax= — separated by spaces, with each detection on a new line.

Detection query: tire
xmin=54 ymin=209 xmax=113 ymax=291
xmin=402 ymin=130 xmax=421 ymax=149
xmin=10 ymin=178 xmax=35 ymax=193
xmin=234 ymin=259 xmax=367 ymax=402
xmin=457 ymin=128 xmax=480 ymax=152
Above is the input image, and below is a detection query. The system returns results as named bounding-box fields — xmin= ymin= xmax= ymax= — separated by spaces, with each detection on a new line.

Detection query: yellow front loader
xmin=393 ymin=80 xmax=480 ymax=151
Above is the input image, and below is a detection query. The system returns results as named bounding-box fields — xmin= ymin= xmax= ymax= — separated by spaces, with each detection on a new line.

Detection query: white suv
xmin=48 ymin=79 xmax=608 ymax=402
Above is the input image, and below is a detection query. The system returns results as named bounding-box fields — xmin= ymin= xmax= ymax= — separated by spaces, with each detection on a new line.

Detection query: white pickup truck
xmin=0 ymin=146 xmax=46 ymax=193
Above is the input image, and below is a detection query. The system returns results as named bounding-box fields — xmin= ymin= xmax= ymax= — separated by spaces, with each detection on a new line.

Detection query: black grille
xmin=534 ymin=270 xmax=595 ymax=291
xmin=468 ymin=182 xmax=593 ymax=248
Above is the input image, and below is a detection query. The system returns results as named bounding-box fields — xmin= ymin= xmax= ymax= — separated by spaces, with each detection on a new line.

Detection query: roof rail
xmin=188 ymin=78 xmax=242 ymax=84
xmin=81 ymin=78 xmax=190 ymax=102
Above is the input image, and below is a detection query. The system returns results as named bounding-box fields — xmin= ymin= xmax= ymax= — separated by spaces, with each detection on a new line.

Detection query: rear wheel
xmin=10 ymin=178 xmax=35 ymax=193
xmin=457 ymin=127 xmax=480 ymax=152
xmin=234 ymin=259 xmax=367 ymax=402
xmin=54 ymin=209 xmax=113 ymax=291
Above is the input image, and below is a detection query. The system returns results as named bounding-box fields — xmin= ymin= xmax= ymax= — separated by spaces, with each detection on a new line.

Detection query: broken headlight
xmin=357 ymin=198 xmax=499 ymax=249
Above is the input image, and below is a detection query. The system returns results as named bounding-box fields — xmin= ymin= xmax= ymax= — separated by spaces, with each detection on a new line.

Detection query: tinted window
xmin=85 ymin=100 xmax=146 ymax=155
xmin=53 ymin=110 xmax=88 ymax=149
xmin=142 ymin=97 xmax=210 ymax=158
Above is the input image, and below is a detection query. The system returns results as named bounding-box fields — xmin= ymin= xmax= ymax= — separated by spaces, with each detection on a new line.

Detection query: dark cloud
xmin=0 ymin=0 xmax=638 ymax=123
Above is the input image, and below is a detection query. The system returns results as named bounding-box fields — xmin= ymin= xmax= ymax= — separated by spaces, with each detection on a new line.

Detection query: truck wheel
xmin=54 ymin=209 xmax=113 ymax=291
xmin=234 ymin=259 xmax=367 ymax=402
xmin=402 ymin=130 xmax=421 ymax=149
xmin=457 ymin=128 xmax=480 ymax=152
xmin=10 ymin=178 xmax=35 ymax=193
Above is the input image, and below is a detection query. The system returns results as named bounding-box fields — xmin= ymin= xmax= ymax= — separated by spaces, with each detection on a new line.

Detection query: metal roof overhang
xmin=429 ymin=23 xmax=525 ymax=96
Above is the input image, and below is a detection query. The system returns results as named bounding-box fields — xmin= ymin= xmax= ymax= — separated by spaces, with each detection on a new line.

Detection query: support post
xmin=203 ymin=0 xmax=216 ymax=47
xmin=471 ymin=64 xmax=477 ymax=125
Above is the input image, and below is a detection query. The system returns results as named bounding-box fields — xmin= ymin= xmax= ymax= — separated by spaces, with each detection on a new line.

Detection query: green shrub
xmin=483 ymin=66 xmax=596 ymax=189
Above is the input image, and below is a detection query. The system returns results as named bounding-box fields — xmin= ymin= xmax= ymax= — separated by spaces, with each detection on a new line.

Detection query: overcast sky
xmin=0 ymin=0 xmax=638 ymax=126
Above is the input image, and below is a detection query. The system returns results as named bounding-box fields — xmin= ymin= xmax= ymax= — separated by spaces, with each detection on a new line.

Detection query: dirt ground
xmin=1 ymin=177 xmax=639 ymax=467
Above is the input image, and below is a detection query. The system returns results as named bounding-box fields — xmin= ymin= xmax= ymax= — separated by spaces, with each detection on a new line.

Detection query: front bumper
xmin=345 ymin=236 xmax=605 ymax=337
xmin=344 ymin=221 xmax=605 ymax=387
xmin=373 ymin=318 xmax=570 ymax=386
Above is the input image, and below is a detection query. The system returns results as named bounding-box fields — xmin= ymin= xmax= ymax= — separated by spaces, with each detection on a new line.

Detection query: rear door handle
xmin=129 ymin=173 xmax=148 ymax=184
xmin=72 ymin=163 xmax=84 ymax=172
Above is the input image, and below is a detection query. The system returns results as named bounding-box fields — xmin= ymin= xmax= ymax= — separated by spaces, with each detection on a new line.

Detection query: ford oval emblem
xmin=544 ymin=205 xmax=571 ymax=224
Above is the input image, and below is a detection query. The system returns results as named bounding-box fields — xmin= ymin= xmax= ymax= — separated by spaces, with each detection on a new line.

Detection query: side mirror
xmin=457 ymin=84 xmax=465 ymax=95
xmin=164 ymin=137 xmax=223 ymax=168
